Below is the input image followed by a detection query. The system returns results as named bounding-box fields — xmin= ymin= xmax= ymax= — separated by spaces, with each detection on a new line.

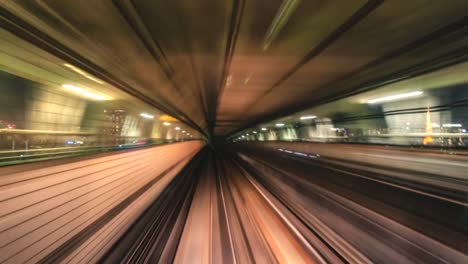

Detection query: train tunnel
xmin=1 ymin=1 xmax=467 ymax=263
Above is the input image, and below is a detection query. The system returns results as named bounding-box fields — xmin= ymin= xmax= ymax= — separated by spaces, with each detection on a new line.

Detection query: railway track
xmin=97 ymin=145 xmax=467 ymax=263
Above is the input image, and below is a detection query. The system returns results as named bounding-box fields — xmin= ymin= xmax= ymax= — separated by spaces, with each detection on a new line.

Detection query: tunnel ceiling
xmin=1 ymin=0 xmax=468 ymax=137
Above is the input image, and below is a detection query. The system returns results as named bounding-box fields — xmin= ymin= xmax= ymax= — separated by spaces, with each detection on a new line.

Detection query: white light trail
xmin=442 ymin=123 xmax=462 ymax=128
xmin=64 ymin=64 xmax=104 ymax=84
xmin=140 ymin=113 xmax=154 ymax=119
xmin=300 ymin=115 xmax=316 ymax=120
xmin=367 ymin=91 xmax=423 ymax=104
xmin=63 ymin=84 xmax=105 ymax=100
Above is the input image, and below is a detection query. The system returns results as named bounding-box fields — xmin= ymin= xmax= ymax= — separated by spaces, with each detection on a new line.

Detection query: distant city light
xmin=252 ymin=131 xmax=257 ymax=134
xmin=63 ymin=84 xmax=106 ymax=100
xmin=175 ymin=127 xmax=180 ymax=130
xmin=140 ymin=113 xmax=154 ymax=119
xmin=275 ymin=123 xmax=285 ymax=127
xmin=63 ymin=63 xmax=104 ymax=84
xmin=367 ymin=91 xmax=423 ymax=104
xmin=261 ymin=127 xmax=268 ymax=131
xmin=300 ymin=115 xmax=317 ymax=120
xmin=442 ymin=123 xmax=462 ymax=128
xmin=163 ymin=122 xmax=171 ymax=126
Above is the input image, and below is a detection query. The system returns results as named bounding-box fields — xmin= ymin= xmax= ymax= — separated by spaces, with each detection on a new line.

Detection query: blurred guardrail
xmin=239 ymin=132 xmax=468 ymax=151
xmin=236 ymin=141 xmax=468 ymax=182
xmin=0 ymin=139 xmax=196 ymax=166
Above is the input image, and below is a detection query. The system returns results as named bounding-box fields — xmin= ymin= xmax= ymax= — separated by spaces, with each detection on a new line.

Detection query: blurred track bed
xmin=100 ymin=148 xmax=206 ymax=263
xmin=234 ymin=143 xmax=468 ymax=263
xmin=103 ymin=150 xmax=340 ymax=263
xmin=174 ymin=153 xmax=329 ymax=263
xmin=0 ymin=141 xmax=204 ymax=264
xmin=100 ymin=144 xmax=467 ymax=263
xmin=4 ymin=142 xmax=466 ymax=263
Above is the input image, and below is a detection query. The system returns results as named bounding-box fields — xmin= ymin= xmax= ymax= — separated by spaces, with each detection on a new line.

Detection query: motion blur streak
xmin=98 ymin=144 xmax=467 ymax=263
xmin=103 ymin=149 xmax=341 ymax=264
xmin=1 ymin=0 xmax=468 ymax=263
xmin=0 ymin=142 xmax=203 ymax=263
